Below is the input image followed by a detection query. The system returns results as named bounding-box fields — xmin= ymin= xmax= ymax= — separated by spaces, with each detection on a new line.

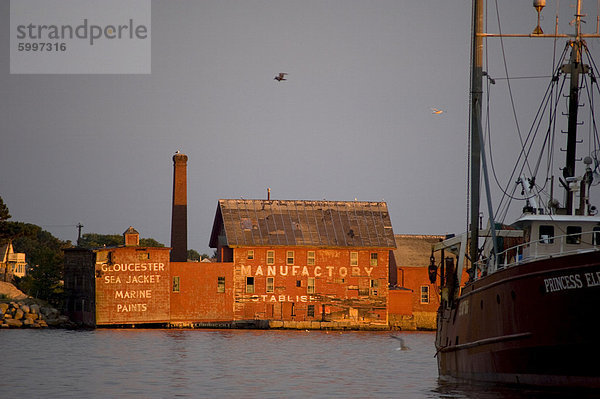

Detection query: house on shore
xmin=0 ymin=241 xmax=27 ymax=282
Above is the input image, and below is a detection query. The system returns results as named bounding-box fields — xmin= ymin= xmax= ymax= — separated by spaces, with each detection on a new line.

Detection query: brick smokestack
xmin=170 ymin=152 xmax=188 ymax=262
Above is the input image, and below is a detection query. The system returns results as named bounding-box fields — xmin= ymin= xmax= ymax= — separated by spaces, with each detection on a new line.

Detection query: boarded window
xmin=420 ymin=286 xmax=430 ymax=304
xmin=266 ymin=277 xmax=274 ymax=293
xmin=173 ymin=276 xmax=180 ymax=293
xmin=307 ymin=277 xmax=315 ymax=294
xmin=307 ymin=304 xmax=315 ymax=317
xmin=370 ymin=252 xmax=378 ymax=266
xmin=307 ymin=251 xmax=315 ymax=266
xmin=217 ymin=276 xmax=225 ymax=293
xmin=287 ymin=251 xmax=294 ymax=265
xmin=350 ymin=252 xmax=358 ymax=266
xmin=566 ymin=226 xmax=582 ymax=244
xmin=539 ymin=225 xmax=554 ymax=244
xmin=370 ymin=279 xmax=379 ymax=296
xmin=246 ymin=277 xmax=255 ymax=293
xmin=267 ymin=250 xmax=275 ymax=265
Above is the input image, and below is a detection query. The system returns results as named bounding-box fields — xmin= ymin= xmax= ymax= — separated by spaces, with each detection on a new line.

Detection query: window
xmin=247 ymin=250 xmax=254 ymax=260
xmin=138 ymin=252 xmax=150 ymax=260
xmin=307 ymin=277 xmax=315 ymax=294
xmin=350 ymin=252 xmax=358 ymax=266
xmin=370 ymin=252 xmax=378 ymax=266
xmin=267 ymin=250 xmax=275 ymax=265
xmin=307 ymin=304 xmax=315 ymax=317
xmin=217 ymin=277 xmax=225 ymax=293
xmin=307 ymin=251 xmax=315 ymax=266
xmin=566 ymin=226 xmax=582 ymax=244
xmin=246 ymin=277 xmax=255 ymax=293
xmin=291 ymin=302 xmax=296 ymax=317
xmin=593 ymin=227 xmax=600 ymax=245
xmin=420 ymin=286 xmax=430 ymax=304
xmin=296 ymin=280 xmax=302 ymax=287
xmin=370 ymin=279 xmax=379 ymax=296
xmin=287 ymin=251 xmax=294 ymax=265
xmin=539 ymin=225 xmax=554 ymax=244
xmin=173 ymin=276 xmax=180 ymax=293
xmin=266 ymin=277 xmax=274 ymax=293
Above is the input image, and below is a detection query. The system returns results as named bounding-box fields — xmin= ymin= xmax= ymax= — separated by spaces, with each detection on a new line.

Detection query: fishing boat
xmin=432 ymin=0 xmax=600 ymax=387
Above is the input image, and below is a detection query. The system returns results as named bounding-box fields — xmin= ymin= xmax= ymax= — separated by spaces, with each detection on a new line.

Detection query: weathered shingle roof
xmin=210 ymin=199 xmax=396 ymax=249
xmin=391 ymin=234 xmax=445 ymax=267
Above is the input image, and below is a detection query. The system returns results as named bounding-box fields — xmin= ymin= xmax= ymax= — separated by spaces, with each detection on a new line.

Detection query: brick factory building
xmin=63 ymin=152 xmax=443 ymax=330
xmin=64 ymin=201 xmax=397 ymax=329
xmin=206 ymin=199 xmax=396 ymax=329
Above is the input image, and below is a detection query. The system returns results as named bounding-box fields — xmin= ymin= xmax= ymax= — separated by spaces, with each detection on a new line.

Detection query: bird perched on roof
xmin=431 ymin=107 xmax=444 ymax=114
xmin=274 ymin=73 xmax=288 ymax=82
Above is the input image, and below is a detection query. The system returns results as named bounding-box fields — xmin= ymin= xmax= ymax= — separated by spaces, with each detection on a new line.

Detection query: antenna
xmin=76 ymin=222 xmax=83 ymax=246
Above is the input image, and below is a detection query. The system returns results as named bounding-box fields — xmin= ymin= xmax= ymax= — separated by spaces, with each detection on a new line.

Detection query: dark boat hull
xmin=436 ymin=251 xmax=600 ymax=387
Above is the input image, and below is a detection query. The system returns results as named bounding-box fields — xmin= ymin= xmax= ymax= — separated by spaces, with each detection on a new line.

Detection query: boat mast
xmin=563 ymin=0 xmax=584 ymax=214
xmin=469 ymin=0 xmax=484 ymax=266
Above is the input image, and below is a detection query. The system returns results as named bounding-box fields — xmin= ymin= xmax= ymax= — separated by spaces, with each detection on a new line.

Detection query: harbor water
xmin=1 ymin=329 xmax=597 ymax=398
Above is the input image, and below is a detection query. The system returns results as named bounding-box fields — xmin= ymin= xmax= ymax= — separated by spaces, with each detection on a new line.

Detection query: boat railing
xmin=476 ymin=229 xmax=600 ymax=277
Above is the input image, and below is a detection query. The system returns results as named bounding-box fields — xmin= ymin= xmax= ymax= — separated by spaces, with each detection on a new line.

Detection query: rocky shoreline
xmin=0 ymin=300 xmax=70 ymax=328
xmin=0 ymin=282 xmax=73 ymax=329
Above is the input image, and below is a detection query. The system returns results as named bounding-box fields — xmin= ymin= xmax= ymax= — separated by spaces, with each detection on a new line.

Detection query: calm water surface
xmin=1 ymin=329 xmax=597 ymax=398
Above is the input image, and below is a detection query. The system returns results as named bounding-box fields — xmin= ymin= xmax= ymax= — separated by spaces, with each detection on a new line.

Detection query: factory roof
xmin=209 ymin=199 xmax=396 ymax=249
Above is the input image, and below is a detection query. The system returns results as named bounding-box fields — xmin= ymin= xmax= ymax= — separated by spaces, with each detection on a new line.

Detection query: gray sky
xmin=2 ymin=1 xmax=599 ymax=254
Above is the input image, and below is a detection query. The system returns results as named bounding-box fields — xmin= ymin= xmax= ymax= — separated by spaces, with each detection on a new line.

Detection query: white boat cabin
xmin=511 ymin=215 xmax=600 ymax=261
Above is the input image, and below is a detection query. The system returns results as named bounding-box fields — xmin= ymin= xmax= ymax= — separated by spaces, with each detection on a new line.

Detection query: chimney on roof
xmin=170 ymin=152 xmax=188 ymax=262
xmin=267 ymin=187 xmax=271 ymax=201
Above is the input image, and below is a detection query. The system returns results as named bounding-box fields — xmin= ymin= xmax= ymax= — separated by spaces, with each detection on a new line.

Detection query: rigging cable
xmin=488 ymin=48 xmax=568 ymax=212
xmin=493 ymin=0 xmax=534 ymax=179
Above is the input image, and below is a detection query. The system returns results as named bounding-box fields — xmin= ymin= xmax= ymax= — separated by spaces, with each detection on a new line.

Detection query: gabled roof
xmin=209 ymin=199 xmax=396 ymax=249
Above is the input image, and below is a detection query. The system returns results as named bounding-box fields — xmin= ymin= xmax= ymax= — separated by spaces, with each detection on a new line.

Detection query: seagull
xmin=431 ymin=107 xmax=444 ymax=115
xmin=274 ymin=73 xmax=288 ymax=82
xmin=390 ymin=335 xmax=410 ymax=350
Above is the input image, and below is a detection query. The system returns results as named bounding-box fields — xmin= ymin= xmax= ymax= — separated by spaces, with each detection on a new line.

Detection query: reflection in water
xmin=1 ymin=330 xmax=598 ymax=398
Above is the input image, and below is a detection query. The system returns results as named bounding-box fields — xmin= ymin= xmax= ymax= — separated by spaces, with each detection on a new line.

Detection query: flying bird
xmin=431 ymin=107 xmax=444 ymax=114
xmin=274 ymin=73 xmax=288 ymax=81
xmin=390 ymin=335 xmax=410 ymax=350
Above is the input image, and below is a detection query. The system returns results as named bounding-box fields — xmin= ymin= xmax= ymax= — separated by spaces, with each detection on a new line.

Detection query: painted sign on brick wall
xmin=94 ymin=247 xmax=170 ymax=324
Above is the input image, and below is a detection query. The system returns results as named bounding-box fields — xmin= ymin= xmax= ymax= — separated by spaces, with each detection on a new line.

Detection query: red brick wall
xmin=399 ymin=267 xmax=440 ymax=313
xmin=95 ymin=247 xmax=171 ymax=325
xmin=231 ymin=247 xmax=389 ymax=323
xmin=170 ymin=261 xmax=234 ymax=322
xmin=388 ymin=289 xmax=413 ymax=315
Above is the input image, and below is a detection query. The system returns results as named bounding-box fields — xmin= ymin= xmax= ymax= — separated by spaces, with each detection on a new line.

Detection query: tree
xmin=11 ymin=224 xmax=70 ymax=307
xmin=187 ymin=249 xmax=201 ymax=261
xmin=78 ymin=233 xmax=165 ymax=249
xmin=139 ymin=238 xmax=165 ymax=247
xmin=0 ymin=196 xmax=10 ymax=222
